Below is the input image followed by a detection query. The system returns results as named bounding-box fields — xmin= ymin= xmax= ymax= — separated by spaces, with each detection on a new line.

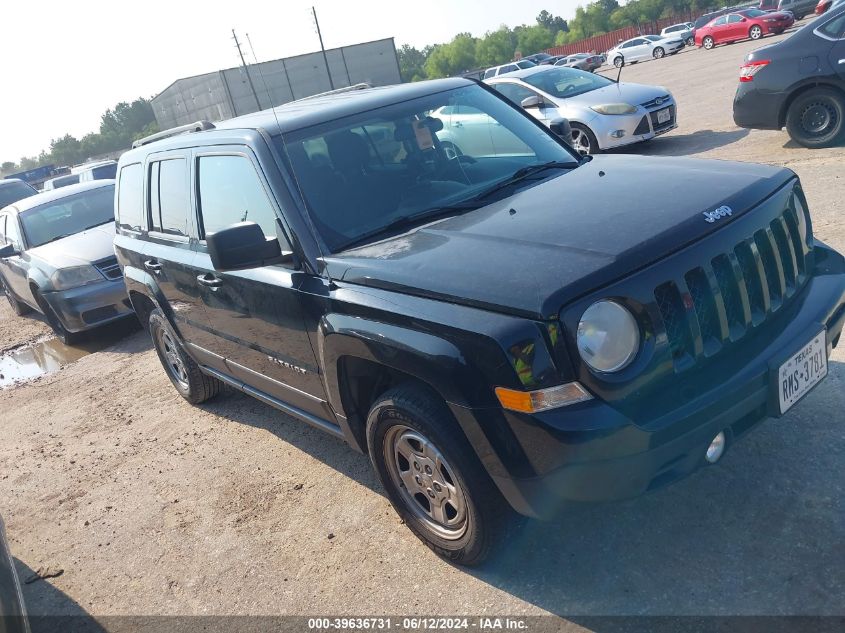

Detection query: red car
xmin=816 ymin=0 xmax=832 ymax=14
xmin=695 ymin=8 xmax=794 ymax=49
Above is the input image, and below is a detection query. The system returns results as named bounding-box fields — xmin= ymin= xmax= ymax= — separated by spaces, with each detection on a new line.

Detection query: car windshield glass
xmin=742 ymin=9 xmax=767 ymax=17
xmin=276 ymin=84 xmax=578 ymax=252
xmin=20 ymin=186 xmax=114 ymax=248
xmin=644 ymin=35 xmax=662 ymax=41
xmin=521 ymin=67 xmax=612 ymax=98
xmin=0 ymin=182 xmax=36 ymax=209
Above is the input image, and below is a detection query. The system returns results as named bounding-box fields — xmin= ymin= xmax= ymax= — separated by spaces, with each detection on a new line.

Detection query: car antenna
xmin=616 ymin=58 xmax=624 ymax=83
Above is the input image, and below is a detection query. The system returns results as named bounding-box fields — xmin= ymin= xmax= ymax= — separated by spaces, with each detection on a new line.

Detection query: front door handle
xmin=839 ymin=59 xmax=845 ymax=64
xmin=452 ymin=121 xmax=463 ymax=128
xmin=197 ymin=273 xmax=224 ymax=288
xmin=144 ymin=260 xmax=162 ymax=272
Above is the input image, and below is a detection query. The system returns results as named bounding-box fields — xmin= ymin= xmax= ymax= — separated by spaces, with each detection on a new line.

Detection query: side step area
xmin=200 ymin=365 xmax=345 ymax=439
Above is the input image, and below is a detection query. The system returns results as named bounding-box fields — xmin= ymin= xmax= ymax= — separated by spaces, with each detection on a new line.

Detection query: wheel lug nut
xmin=424 ymin=465 xmax=433 ymax=475
xmin=427 ymin=489 xmax=435 ymax=498
xmin=415 ymin=476 xmax=422 ymax=485
xmin=433 ymin=483 xmax=442 ymax=492
xmin=413 ymin=462 xmax=420 ymax=471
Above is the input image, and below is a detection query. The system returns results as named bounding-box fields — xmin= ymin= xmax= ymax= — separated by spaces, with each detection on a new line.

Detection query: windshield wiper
xmin=338 ymin=202 xmax=482 ymax=252
xmin=473 ymin=161 xmax=575 ymax=201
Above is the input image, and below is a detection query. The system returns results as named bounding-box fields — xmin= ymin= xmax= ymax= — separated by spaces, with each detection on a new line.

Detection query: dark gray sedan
xmin=0 ymin=181 xmax=133 ymax=344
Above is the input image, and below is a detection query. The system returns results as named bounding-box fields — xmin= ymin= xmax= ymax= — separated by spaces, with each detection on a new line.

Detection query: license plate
xmin=656 ymin=108 xmax=671 ymax=124
xmin=777 ymin=331 xmax=827 ymax=414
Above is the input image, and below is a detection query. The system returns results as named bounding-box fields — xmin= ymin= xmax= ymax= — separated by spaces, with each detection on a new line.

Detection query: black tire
xmin=785 ymin=87 xmax=845 ymax=149
xmin=32 ymin=289 xmax=80 ymax=345
xmin=749 ymin=25 xmax=763 ymax=40
xmin=653 ymin=46 xmax=665 ymax=59
xmin=686 ymin=36 xmax=695 ymax=46
xmin=148 ymin=308 xmax=222 ymax=404
xmin=366 ymin=384 xmax=513 ymax=566
xmin=0 ymin=274 xmax=31 ymax=316
xmin=613 ymin=56 xmax=624 ymax=68
xmin=703 ymin=36 xmax=715 ymax=50
xmin=570 ymin=123 xmax=600 ymax=156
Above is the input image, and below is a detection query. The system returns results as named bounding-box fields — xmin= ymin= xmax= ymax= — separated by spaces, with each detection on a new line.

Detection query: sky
xmin=0 ymin=0 xmax=582 ymax=164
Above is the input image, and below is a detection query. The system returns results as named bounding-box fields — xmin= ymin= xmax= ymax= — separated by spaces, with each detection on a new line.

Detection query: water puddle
xmin=0 ymin=320 xmax=139 ymax=388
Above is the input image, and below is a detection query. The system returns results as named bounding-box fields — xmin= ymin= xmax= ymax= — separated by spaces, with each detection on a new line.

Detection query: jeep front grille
xmin=654 ymin=201 xmax=810 ymax=372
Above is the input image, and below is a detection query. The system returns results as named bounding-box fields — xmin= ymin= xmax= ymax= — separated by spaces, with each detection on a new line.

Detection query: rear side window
xmin=197 ymin=155 xmax=277 ymax=238
xmin=818 ymin=13 xmax=845 ymax=38
xmin=149 ymin=159 xmax=189 ymax=237
xmin=117 ymin=163 xmax=143 ymax=231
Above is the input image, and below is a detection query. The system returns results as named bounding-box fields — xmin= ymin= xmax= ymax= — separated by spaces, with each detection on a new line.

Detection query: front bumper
xmin=41 ymin=279 xmax=134 ymax=333
xmin=594 ymin=101 xmax=678 ymax=150
xmin=455 ymin=246 xmax=845 ymax=519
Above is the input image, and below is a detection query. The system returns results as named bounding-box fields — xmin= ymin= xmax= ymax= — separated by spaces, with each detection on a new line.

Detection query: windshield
xmin=522 ymin=67 xmax=612 ymax=99
xmin=20 ymin=185 xmax=114 ymax=248
xmin=277 ymin=84 xmax=578 ymax=252
xmin=0 ymin=181 xmax=37 ymax=209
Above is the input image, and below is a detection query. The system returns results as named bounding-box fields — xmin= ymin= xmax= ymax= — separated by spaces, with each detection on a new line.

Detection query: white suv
xmin=660 ymin=22 xmax=695 ymax=46
xmin=482 ymin=59 xmax=536 ymax=79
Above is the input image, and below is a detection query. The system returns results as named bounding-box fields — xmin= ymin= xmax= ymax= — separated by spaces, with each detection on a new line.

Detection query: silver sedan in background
xmin=482 ymin=66 xmax=677 ymax=155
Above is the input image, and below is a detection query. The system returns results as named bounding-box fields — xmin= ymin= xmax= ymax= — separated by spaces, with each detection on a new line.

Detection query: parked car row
xmin=41 ymin=160 xmax=117 ymax=191
xmin=695 ymin=8 xmax=795 ymax=49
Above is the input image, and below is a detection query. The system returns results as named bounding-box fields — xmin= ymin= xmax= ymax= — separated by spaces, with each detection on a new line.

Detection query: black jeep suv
xmin=114 ymin=79 xmax=845 ymax=565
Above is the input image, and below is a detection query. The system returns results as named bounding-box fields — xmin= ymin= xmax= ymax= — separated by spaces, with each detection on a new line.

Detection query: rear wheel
xmin=366 ymin=384 xmax=514 ymax=566
xmin=653 ymin=46 xmax=665 ymax=59
xmin=570 ymin=123 xmax=599 ymax=156
xmin=703 ymin=36 xmax=715 ymax=50
xmin=749 ymin=25 xmax=763 ymax=40
xmin=32 ymin=289 xmax=79 ymax=345
xmin=686 ymin=36 xmax=695 ymax=46
xmin=785 ymin=87 xmax=845 ymax=149
xmin=149 ymin=309 xmax=222 ymax=403
xmin=0 ymin=275 xmax=31 ymax=316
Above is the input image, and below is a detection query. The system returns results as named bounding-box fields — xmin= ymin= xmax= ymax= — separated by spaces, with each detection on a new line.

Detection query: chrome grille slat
xmin=93 ymin=256 xmax=122 ymax=281
xmin=654 ymin=204 xmax=810 ymax=372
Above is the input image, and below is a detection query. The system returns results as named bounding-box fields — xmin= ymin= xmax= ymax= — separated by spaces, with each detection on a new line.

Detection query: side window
xmin=482 ymin=69 xmax=495 ymax=79
xmin=818 ymin=13 xmax=845 ymax=38
xmin=728 ymin=14 xmax=743 ymax=23
xmin=117 ymin=163 xmax=143 ymax=231
xmin=148 ymin=158 xmax=189 ymax=237
xmin=500 ymin=64 xmax=517 ymax=74
xmin=4 ymin=215 xmax=22 ymax=249
xmin=713 ymin=16 xmax=728 ymax=26
xmin=493 ymin=83 xmax=538 ymax=106
xmin=197 ymin=154 xmax=277 ymax=239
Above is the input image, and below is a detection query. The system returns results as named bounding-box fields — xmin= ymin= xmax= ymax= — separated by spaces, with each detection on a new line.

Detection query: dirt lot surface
xmin=2 ymin=17 xmax=844 ymax=628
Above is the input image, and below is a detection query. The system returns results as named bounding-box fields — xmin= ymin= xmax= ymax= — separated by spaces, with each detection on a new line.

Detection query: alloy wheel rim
xmin=751 ymin=26 xmax=762 ymax=39
xmin=654 ymin=48 xmax=664 ymax=58
xmin=158 ymin=328 xmax=189 ymax=389
xmin=384 ymin=425 xmax=468 ymax=540
xmin=571 ymin=129 xmax=591 ymax=155
xmin=801 ymin=101 xmax=836 ymax=136
xmin=614 ymin=57 xmax=623 ymax=67
xmin=704 ymin=38 xmax=714 ymax=49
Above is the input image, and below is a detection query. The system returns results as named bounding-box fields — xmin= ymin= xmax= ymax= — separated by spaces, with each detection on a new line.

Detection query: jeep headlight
xmin=50 ymin=265 xmax=103 ymax=290
xmin=577 ymin=300 xmax=640 ymax=372
xmin=590 ymin=103 xmax=637 ymax=115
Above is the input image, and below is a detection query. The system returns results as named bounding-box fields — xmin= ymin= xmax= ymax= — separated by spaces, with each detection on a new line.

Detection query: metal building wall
xmin=152 ymin=38 xmax=401 ymax=129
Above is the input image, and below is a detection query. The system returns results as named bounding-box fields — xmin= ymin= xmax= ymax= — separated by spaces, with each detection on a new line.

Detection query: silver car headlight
xmin=590 ymin=103 xmax=638 ymax=115
xmin=577 ymin=300 xmax=640 ymax=372
xmin=50 ymin=265 xmax=103 ymax=290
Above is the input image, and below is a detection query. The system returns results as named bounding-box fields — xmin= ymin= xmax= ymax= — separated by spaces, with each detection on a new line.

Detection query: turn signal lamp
xmin=495 ymin=382 xmax=593 ymax=413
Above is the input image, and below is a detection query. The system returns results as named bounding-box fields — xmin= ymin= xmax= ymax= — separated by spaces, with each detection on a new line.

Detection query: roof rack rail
xmin=295 ymin=82 xmax=372 ymax=102
xmin=131 ymin=120 xmax=216 ymax=149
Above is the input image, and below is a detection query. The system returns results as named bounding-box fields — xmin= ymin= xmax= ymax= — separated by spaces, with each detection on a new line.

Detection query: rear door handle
xmin=144 ymin=260 xmax=162 ymax=272
xmin=839 ymin=59 xmax=845 ymax=64
xmin=197 ymin=273 xmax=224 ymax=288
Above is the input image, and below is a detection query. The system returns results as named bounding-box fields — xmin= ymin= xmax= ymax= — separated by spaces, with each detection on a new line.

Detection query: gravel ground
xmin=1 ymin=17 xmax=843 ymax=627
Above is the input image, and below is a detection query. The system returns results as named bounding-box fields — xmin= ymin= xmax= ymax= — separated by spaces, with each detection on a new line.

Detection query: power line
xmin=311 ymin=6 xmax=335 ymax=90
xmin=232 ymin=29 xmax=262 ymax=112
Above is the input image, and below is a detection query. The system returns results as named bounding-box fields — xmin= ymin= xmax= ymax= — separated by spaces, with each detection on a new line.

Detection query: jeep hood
xmin=324 ymin=155 xmax=794 ymax=319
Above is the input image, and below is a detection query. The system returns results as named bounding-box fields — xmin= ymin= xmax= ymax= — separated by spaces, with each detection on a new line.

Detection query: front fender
xmin=122 ymin=265 xmax=173 ymax=329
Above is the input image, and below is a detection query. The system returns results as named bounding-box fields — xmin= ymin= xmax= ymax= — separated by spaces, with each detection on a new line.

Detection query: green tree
xmin=516 ymin=24 xmax=555 ymax=56
xmin=475 ymin=26 xmax=516 ymax=67
xmin=1 ymin=161 xmax=15 ymax=174
xmin=397 ymin=44 xmax=428 ymax=82
xmin=424 ymin=33 xmax=478 ymax=78
xmin=99 ymin=98 xmax=156 ymax=147
xmin=49 ymin=135 xmax=83 ymax=167
xmin=536 ymin=10 xmax=569 ymax=33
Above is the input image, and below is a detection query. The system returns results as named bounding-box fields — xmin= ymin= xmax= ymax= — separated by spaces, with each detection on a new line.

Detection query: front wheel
xmin=785 ymin=87 xmax=845 ymax=149
xmin=570 ymin=123 xmax=599 ymax=156
xmin=32 ymin=290 xmax=79 ymax=345
xmin=149 ymin=309 xmax=222 ymax=403
xmin=749 ymin=25 xmax=763 ymax=40
xmin=613 ymin=56 xmax=624 ymax=68
xmin=0 ymin=275 xmax=31 ymax=316
xmin=686 ymin=36 xmax=695 ymax=46
xmin=366 ymin=385 xmax=513 ymax=566
xmin=653 ymin=46 xmax=665 ymax=59
xmin=703 ymin=36 xmax=715 ymax=50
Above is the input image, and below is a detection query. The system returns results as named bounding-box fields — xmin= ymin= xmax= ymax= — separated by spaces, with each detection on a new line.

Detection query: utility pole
xmin=311 ymin=6 xmax=335 ymax=90
xmin=232 ymin=29 xmax=262 ymax=111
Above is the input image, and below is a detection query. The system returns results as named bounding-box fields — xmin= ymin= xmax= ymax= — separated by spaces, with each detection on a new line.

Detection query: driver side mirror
xmin=206 ymin=221 xmax=290 ymax=271
xmin=549 ymin=118 xmax=573 ymax=145
xmin=520 ymin=95 xmax=543 ymax=109
xmin=0 ymin=243 xmax=19 ymax=258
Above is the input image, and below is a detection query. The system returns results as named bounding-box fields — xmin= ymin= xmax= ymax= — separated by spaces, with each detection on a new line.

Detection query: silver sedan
xmin=484 ymin=66 xmax=678 ymax=155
